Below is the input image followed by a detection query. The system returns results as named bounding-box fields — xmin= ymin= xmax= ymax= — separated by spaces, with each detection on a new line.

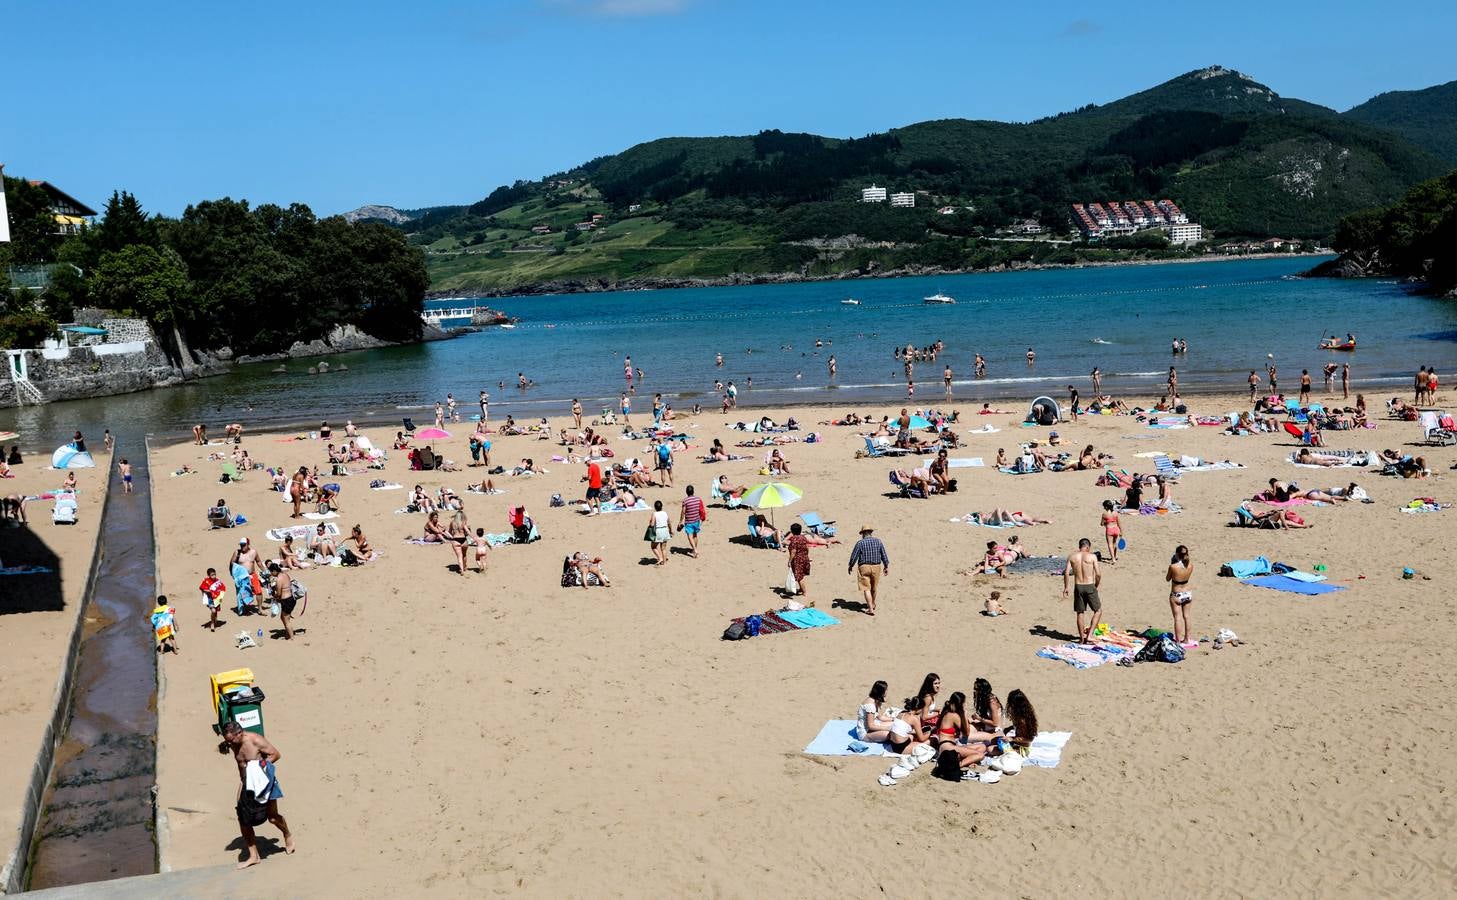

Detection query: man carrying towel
xmin=222 ymin=721 xmax=295 ymax=869
xmin=848 ymin=525 xmax=889 ymax=617
xmin=1063 ymin=538 xmax=1103 ymax=644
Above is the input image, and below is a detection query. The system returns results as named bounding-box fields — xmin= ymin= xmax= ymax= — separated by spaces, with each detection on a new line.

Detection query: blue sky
xmin=5 ymin=0 xmax=1454 ymax=217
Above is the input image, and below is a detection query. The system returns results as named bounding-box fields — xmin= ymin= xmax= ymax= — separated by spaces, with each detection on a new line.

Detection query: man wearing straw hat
xmin=847 ymin=524 xmax=890 ymax=616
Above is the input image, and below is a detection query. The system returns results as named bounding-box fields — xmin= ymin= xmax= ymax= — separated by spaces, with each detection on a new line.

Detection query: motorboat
xmin=841 ymin=298 xmax=861 ymax=306
xmin=923 ymin=293 xmax=956 ymax=305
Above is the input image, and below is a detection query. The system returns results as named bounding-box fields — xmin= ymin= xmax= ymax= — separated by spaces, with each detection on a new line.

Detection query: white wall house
xmin=860 ymin=185 xmax=887 ymax=203
xmin=1168 ymin=223 xmax=1203 ymax=244
xmin=889 ymin=192 xmax=916 ymax=208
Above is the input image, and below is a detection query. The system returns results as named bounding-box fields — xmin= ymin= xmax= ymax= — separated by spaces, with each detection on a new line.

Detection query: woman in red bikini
xmin=1100 ymin=499 xmax=1122 ymax=563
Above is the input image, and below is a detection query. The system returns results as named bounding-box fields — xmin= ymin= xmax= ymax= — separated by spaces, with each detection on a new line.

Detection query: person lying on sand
xmin=979 ymin=403 xmax=1010 ymax=415
xmin=1295 ymin=449 xmax=1345 ymax=467
xmin=974 ymin=509 xmax=1050 ymax=526
xmin=565 ymin=552 xmax=610 ymax=588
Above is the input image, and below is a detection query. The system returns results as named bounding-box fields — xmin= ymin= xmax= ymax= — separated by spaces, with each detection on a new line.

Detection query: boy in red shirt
xmin=199 ymin=567 xmax=226 ymax=632
xmin=584 ymin=461 xmax=603 ymax=515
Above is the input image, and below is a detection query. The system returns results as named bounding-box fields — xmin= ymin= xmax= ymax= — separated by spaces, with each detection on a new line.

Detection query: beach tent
xmin=1025 ymin=396 xmax=1061 ymax=426
xmin=51 ymin=444 xmax=96 ymax=469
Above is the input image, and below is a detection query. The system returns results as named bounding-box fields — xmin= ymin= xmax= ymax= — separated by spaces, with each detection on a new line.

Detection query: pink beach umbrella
xmin=414 ymin=427 xmax=451 ymax=440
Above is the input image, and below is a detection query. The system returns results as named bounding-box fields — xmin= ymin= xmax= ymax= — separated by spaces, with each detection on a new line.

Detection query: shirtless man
xmin=1062 ymin=538 xmax=1103 ymax=644
xmin=221 ymin=721 xmax=294 ymax=869
xmin=232 ymin=537 xmax=260 ymax=577
xmin=1248 ymin=370 xmax=1260 ymax=403
xmin=943 ymin=364 xmax=953 ymax=399
xmin=1026 ymin=347 xmax=1036 ymax=366
xmin=117 ymin=458 xmax=133 ymax=494
xmin=1166 ymin=544 xmax=1193 ymax=645
xmin=267 ymin=562 xmax=299 ymax=640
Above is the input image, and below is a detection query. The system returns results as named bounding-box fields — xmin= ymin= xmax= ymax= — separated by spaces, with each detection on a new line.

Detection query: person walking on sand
xmin=847 ymin=524 xmax=890 ymax=616
xmin=267 ymin=562 xmax=299 ymax=640
xmin=117 ymin=458 xmax=133 ymax=494
xmin=677 ymin=484 xmax=707 ymax=558
xmin=647 ymin=499 xmax=671 ymax=566
xmin=1341 ymin=363 xmax=1350 ymax=400
xmin=571 ymin=398 xmax=582 ymax=430
xmin=200 ymin=567 xmax=226 ymax=632
xmin=1166 ymin=544 xmax=1194 ymax=646
xmin=1091 ymin=367 xmax=1102 ymax=395
xmin=221 ymin=721 xmax=295 ymax=869
xmin=620 ymin=392 xmax=631 ymax=424
xmin=1299 ymin=369 xmax=1312 ymax=406
xmin=583 ymin=459 xmax=603 ymax=516
xmin=447 ymin=393 xmax=458 ymax=423
xmin=1062 ymin=538 xmax=1103 ymax=644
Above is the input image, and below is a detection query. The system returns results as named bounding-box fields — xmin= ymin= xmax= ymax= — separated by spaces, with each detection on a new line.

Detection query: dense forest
xmin=1 ymin=177 xmax=428 ymax=355
xmin=1327 ymin=169 xmax=1457 ymax=295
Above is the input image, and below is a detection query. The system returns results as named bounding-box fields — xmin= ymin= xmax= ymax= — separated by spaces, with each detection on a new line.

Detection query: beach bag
xmin=236 ymin=790 xmax=269 ymax=828
xmin=339 ymin=548 xmax=360 ymax=567
xmin=722 ymin=621 xmax=747 ymax=641
xmin=1141 ymin=634 xmax=1185 ymax=663
xmin=933 ymin=748 xmax=963 ymax=781
xmin=549 ymin=493 xmax=564 ymax=507
xmin=745 ymin=614 xmax=763 ymax=637
xmin=642 ymin=522 xmax=656 ymax=542
xmin=784 ymin=570 xmax=799 ymax=594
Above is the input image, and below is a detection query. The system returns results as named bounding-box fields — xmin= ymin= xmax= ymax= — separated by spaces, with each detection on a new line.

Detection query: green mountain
xmin=1344 ymin=80 xmax=1457 ymax=164
xmin=404 ymin=66 xmax=1450 ymax=292
xmin=1316 ymin=169 xmax=1457 ymax=295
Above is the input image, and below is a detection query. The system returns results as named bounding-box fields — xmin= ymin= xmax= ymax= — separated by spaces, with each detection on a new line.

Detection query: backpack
xmin=339 ymin=548 xmax=360 ymax=567
xmin=933 ymin=748 xmax=963 ymax=781
xmin=744 ymin=614 xmax=763 ymax=637
xmin=722 ymin=621 xmax=747 ymax=641
xmin=549 ymin=493 xmax=565 ymax=507
xmin=1137 ymin=634 xmax=1184 ymax=664
xmin=236 ymin=788 xmax=269 ymax=827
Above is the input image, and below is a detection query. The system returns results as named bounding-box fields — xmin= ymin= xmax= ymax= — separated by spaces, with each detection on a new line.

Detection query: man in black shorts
xmin=1062 ymin=538 xmax=1103 ymax=644
xmin=268 ymin=563 xmax=300 ymax=640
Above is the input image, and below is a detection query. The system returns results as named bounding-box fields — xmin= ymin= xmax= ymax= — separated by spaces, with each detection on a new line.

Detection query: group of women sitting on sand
xmin=855 ymin=674 xmax=1038 ymax=775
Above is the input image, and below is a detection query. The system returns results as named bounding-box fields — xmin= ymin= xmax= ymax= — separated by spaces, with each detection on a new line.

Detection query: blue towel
xmin=1221 ymin=556 xmax=1271 ymax=578
xmin=803 ymin=719 xmax=889 ymax=756
xmin=779 ymin=608 xmax=839 ymax=629
xmin=1240 ymin=575 xmax=1345 ymax=595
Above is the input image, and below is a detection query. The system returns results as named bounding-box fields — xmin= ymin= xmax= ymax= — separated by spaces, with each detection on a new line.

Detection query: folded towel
xmin=778 ymin=608 xmax=839 ymax=628
xmin=803 ymin=719 xmax=890 ymax=756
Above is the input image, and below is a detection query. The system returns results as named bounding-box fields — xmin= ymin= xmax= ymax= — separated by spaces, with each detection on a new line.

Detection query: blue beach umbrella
xmin=908 ymin=415 xmax=933 ymax=429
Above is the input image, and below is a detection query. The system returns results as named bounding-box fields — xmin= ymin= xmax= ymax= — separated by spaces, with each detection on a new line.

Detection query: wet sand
xmin=147 ymin=392 xmax=1455 ymax=895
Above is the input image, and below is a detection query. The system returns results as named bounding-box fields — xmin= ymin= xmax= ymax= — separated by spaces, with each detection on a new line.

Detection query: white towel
xmin=1025 ymin=731 xmax=1073 ymax=768
xmin=244 ymin=759 xmax=270 ymax=801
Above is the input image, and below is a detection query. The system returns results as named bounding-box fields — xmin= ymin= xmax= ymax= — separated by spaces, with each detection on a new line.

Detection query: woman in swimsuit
xmin=932 ymin=692 xmax=989 ymax=772
xmin=887 ymin=696 xmax=929 ymax=756
xmin=1100 ymin=500 xmax=1122 ymax=563
xmin=278 ymin=535 xmax=305 ymax=570
xmin=1166 ymin=544 xmax=1193 ymax=645
xmin=970 ymin=678 xmax=1004 ymax=736
xmin=709 ymin=439 xmax=730 ymax=461
xmin=349 ymin=524 xmax=374 ymax=561
xmin=309 ymin=524 xmax=338 ymax=561
xmin=854 ymin=680 xmax=894 ymax=743
xmin=915 ymin=673 xmax=941 ymax=730
xmin=421 ymin=511 xmax=448 ymax=543
xmin=446 ymin=510 xmax=470 ymax=575
xmin=1003 ymin=689 xmax=1039 ymax=756
xmin=1154 ymin=475 xmax=1173 ymax=509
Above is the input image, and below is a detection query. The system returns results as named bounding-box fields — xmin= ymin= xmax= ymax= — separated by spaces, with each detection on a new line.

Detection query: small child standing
xmin=199 ymin=567 xmax=226 ymax=631
xmin=150 ymin=595 xmax=179 ymax=654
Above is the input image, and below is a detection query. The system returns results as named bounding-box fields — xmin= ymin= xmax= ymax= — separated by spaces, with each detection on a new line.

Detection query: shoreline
xmin=428 ymin=250 xmax=1333 ymax=300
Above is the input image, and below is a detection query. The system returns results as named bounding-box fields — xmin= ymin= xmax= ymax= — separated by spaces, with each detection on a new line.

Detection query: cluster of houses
xmin=1213 ymin=237 xmax=1306 ymax=254
xmin=1070 ymin=199 xmax=1203 ymax=244
xmin=859 ymin=185 xmax=918 ymax=208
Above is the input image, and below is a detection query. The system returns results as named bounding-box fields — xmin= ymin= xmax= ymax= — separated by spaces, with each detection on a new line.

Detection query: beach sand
xmin=146 ymin=393 xmax=1455 ymax=896
xmin=0 ymin=454 xmax=106 ymax=874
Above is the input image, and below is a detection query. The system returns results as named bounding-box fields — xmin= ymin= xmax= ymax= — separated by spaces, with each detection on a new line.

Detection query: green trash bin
xmin=216 ymin=685 xmax=267 ymax=736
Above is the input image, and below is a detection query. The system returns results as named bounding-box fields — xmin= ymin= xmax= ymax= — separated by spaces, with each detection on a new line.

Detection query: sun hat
xmin=859 ymin=524 xmax=874 ymax=533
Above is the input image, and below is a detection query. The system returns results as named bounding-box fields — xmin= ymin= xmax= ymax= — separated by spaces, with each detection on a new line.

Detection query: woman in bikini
xmin=421 ymin=511 xmax=448 ymax=543
xmin=887 ymin=696 xmax=929 ymax=756
xmin=348 ymin=524 xmax=374 ymax=561
xmin=1100 ymin=499 xmax=1122 ymax=563
xmin=1003 ymin=689 xmax=1039 ymax=756
xmin=931 ymin=692 xmax=988 ymax=772
xmin=1166 ymin=544 xmax=1193 ymax=645
xmin=854 ymin=680 xmax=895 ymax=743
xmin=278 ymin=535 xmax=306 ymax=570
xmin=970 ymin=678 xmax=1004 ymax=736
xmin=446 ymin=509 xmax=470 ymax=575
xmin=1154 ymin=475 xmax=1174 ymax=509
xmin=915 ymin=673 xmax=941 ymax=730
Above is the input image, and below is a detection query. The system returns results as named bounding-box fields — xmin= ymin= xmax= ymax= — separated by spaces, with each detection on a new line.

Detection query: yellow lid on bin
xmin=210 ymin=668 xmax=255 ymax=714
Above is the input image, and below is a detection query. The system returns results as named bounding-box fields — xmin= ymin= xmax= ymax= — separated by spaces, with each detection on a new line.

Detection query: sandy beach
xmin=145 ymin=390 xmax=1456 ymax=896
xmin=0 ymin=450 xmax=106 ymax=879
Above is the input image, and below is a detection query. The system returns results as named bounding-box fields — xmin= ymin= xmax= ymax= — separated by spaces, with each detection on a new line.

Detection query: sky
xmin=4 ymin=0 xmax=1455 ymax=217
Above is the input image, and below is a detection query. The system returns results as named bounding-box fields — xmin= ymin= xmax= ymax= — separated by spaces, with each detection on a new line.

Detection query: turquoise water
xmin=5 ymin=256 xmax=1455 ymax=446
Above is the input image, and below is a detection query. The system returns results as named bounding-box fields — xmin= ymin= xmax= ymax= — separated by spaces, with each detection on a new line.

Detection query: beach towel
xmin=1007 ymin=555 xmax=1066 ymax=575
xmin=302 ymin=511 xmax=339 ymax=520
xmin=1252 ymin=496 xmax=1324 ymax=508
xmin=1279 ymin=570 xmax=1328 ymax=583
xmin=1289 ymin=449 xmax=1376 ymax=468
xmin=266 ymin=523 xmax=341 ymax=542
xmin=1037 ymin=643 xmax=1123 ymax=668
xmin=803 ymin=720 xmax=891 ymax=757
xmin=1025 ymin=731 xmax=1073 ymax=769
xmin=778 ymin=608 xmax=839 ymax=628
xmin=1179 ymin=461 xmax=1244 ymax=472
xmin=967 ymin=425 xmax=1000 ymax=434
xmin=599 ymin=499 xmax=650 ymax=513
xmin=1220 ymin=556 xmax=1271 ymax=578
xmin=919 ymin=457 xmax=984 ymax=468
xmin=369 ymin=483 xmax=404 ymax=490
xmin=1240 ymin=575 xmax=1346 ymax=595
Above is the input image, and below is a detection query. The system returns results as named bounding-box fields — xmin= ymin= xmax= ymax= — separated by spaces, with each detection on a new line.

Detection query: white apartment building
xmin=1168 ymin=223 xmax=1203 ymax=244
xmin=889 ymin=192 xmax=916 ymax=208
xmin=860 ymin=185 xmax=887 ymax=203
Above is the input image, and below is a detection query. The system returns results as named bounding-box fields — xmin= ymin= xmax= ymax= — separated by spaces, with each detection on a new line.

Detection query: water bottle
xmin=256 ymin=628 xmax=264 ymax=641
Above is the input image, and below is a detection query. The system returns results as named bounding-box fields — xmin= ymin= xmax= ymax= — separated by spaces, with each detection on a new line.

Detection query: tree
xmin=2 ymin=176 xmax=60 ymax=264
xmin=89 ymin=244 xmax=195 ymax=365
xmin=94 ymin=191 xmax=159 ymax=253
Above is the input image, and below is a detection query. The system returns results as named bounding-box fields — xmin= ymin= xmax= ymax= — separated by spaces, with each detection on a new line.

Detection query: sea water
xmin=4 ymin=256 xmax=1455 ymax=445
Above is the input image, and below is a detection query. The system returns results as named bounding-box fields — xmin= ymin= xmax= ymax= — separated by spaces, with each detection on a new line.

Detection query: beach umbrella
xmin=907 ymin=415 xmax=933 ymax=430
xmin=414 ymin=427 xmax=451 ymax=440
xmin=741 ymin=482 xmax=802 ymax=526
xmin=0 ymin=431 xmax=18 ymax=442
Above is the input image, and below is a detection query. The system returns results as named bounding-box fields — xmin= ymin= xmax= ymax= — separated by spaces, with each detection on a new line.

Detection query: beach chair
xmin=1152 ymin=455 xmax=1179 ymax=479
xmin=862 ymin=436 xmax=910 ymax=458
xmin=711 ymin=483 xmax=743 ymax=509
xmin=403 ymin=417 xmax=417 ymax=434
xmin=1232 ymin=506 xmax=1280 ymax=529
xmin=798 ymin=511 xmax=836 ymax=538
xmin=207 ymin=505 xmax=234 ymax=529
xmin=52 ymin=496 xmax=78 ymax=525
xmin=747 ymin=514 xmax=780 ymax=549
xmin=889 ymin=471 xmax=925 ymax=499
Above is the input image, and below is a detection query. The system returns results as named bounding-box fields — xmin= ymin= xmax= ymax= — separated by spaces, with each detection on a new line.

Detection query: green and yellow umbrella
xmin=741 ymin=482 xmax=802 ymax=526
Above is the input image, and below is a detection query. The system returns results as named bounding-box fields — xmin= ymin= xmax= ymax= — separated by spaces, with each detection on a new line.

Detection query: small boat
xmin=1319 ymin=335 xmax=1357 ymax=351
xmin=498 ymin=324 xmax=516 ymax=330
xmin=841 ymin=298 xmax=860 ymax=306
xmin=923 ymin=293 xmax=956 ymax=305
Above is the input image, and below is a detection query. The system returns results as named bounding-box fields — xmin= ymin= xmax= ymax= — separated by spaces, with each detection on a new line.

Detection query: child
xmin=984 ymin=590 xmax=1006 ymax=617
xmin=199 ymin=568 xmax=226 ymax=631
xmin=118 ymin=458 xmax=133 ymax=494
xmin=150 ymin=595 xmax=179 ymax=654
xmin=906 ymin=379 xmax=915 ymax=400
